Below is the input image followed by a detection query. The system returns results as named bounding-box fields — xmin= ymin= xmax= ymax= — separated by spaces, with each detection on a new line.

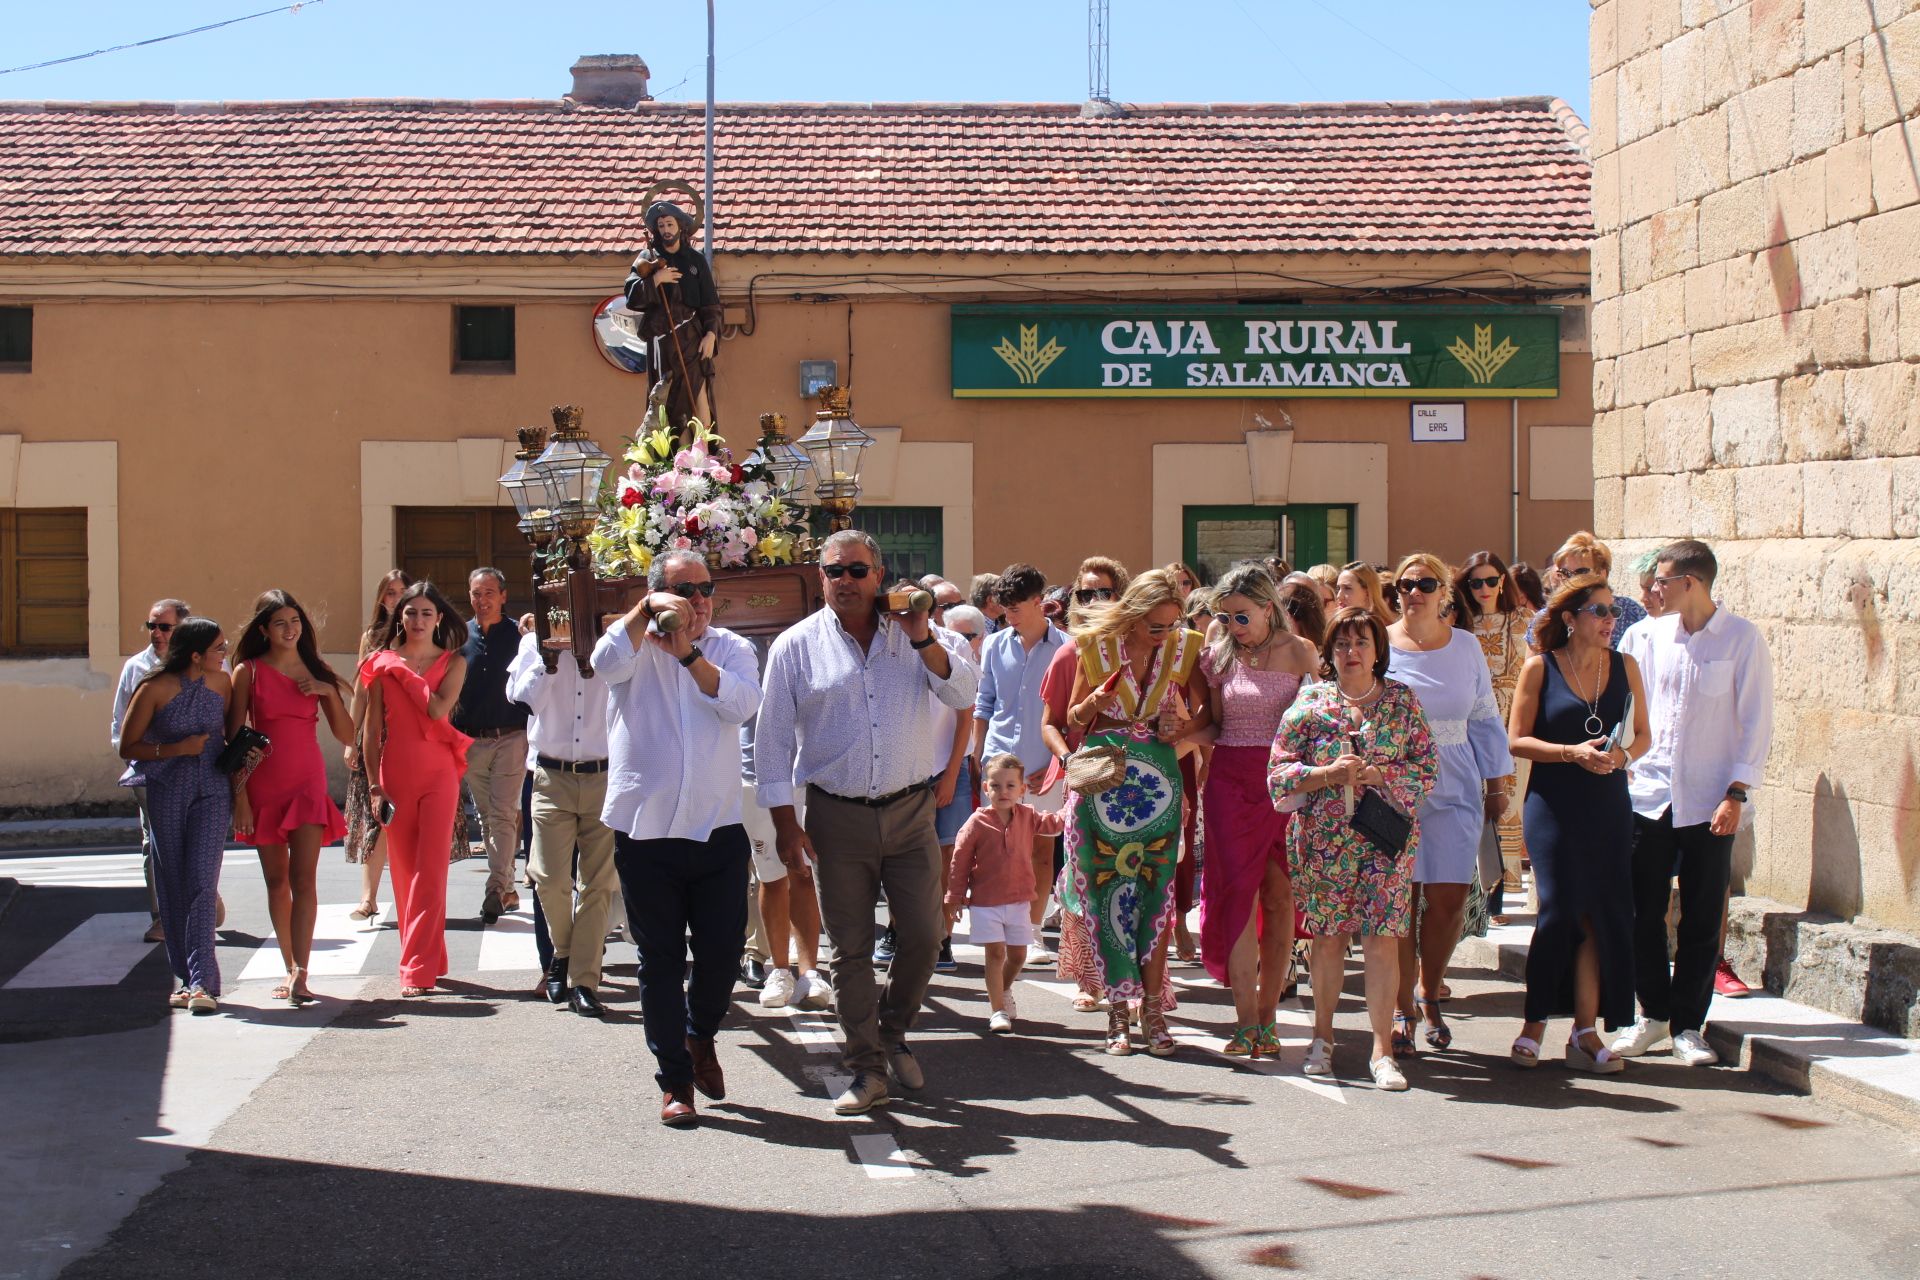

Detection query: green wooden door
xmin=809 ymin=506 xmax=943 ymax=582
xmin=1183 ymin=504 xmax=1353 ymax=584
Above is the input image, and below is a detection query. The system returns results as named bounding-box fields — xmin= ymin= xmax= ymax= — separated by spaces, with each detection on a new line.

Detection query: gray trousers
xmin=133 ymin=785 xmax=160 ymax=921
xmin=805 ymin=785 xmax=943 ymax=1074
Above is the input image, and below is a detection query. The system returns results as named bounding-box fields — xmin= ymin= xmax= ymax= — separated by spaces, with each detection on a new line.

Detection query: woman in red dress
xmin=228 ymin=590 xmax=353 ymax=1005
xmin=361 ymin=582 xmax=470 ymax=997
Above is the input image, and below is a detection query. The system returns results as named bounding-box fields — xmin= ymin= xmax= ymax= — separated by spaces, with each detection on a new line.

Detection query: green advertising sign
xmin=951 ymin=304 xmax=1562 ymax=399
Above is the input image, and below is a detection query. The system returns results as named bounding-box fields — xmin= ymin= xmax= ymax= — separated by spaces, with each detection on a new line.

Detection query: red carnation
xmin=619 ymin=487 xmax=643 ymax=508
xmin=729 ymin=463 xmax=746 ymax=484
xmin=684 ymin=516 xmax=701 ymax=535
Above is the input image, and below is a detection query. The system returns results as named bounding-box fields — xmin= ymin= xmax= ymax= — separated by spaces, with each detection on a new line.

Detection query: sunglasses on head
xmin=145 ymin=620 xmax=175 ymax=632
xmin=1212 ymin=610 xmax=1253 ymax=627
xmin=1467 ymin=574 xmax=1502 ymax=591
xmin=821 ymin=563 xmax=873 ymax=580
xmin=1575 ymin=602 xmax=1622 ymax=619
xmin=1073 ymin=587 xmax=1114 ymax=604
xmin=1396 ymin=577 xmax=1441 ymax=596
xmin=670 ymin=581 xmax=717 ymax=599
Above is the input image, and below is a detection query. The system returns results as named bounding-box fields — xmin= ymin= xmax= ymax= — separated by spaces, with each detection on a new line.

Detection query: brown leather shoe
xmin=660 ymin=1085 xmax=698 ymax=1128
xmin=687 ymin=1035 xmax=726 ymax=1100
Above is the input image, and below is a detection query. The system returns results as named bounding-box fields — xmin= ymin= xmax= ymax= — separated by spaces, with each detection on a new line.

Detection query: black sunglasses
xmin=1073 ymin=587 xmax=1115 ymax=604
xmin=1576 ymin=602 xmax=1622 ymax=619
xmin=670 ymin=581 xmax=718 ymax=599
xmin=144 ymin=620 xmax=175 ymax=632
xmin=1466 ymin=575 xmax=1502 ymax=591
xmin=822 ymin=563 xmax=873 ymax=580
xmin=1396 ymin=577 xmax=1441 ymax=596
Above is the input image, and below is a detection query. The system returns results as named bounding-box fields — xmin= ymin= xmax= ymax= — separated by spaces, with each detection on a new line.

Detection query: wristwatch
xmin=910 ymin=634 xmax=938 ymax=650
xmin=1725 ymin=785 xmax=1749 ymax=803
xmin=679 ymin=644 xmax=703 ymax=668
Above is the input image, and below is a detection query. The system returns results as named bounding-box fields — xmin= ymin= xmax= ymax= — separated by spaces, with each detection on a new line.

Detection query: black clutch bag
xmin=1350 ymin=786 xmax=1412 ymax=858
xmin=216 ymin=725 xmax=271 ymax=775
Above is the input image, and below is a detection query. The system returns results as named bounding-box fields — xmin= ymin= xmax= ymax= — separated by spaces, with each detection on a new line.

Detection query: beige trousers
xmin=463 ymin=732 xmax=527 ymax=897
xmin=528 ymin=765 xmax=618 ymax=990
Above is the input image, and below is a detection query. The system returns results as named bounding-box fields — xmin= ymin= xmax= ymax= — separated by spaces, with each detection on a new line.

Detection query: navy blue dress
xmin=1521 ymin=650 xmax=1635 ymax=1029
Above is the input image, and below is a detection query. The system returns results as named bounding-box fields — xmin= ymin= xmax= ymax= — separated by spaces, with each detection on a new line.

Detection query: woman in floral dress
xmin=1055 ymin=569 xmax=1212 ymax=1057
xmin=1457 ymin=553 xmax=1533 ymax=918
xmin=1269 ymin=606 xmax=1438 ymax=1091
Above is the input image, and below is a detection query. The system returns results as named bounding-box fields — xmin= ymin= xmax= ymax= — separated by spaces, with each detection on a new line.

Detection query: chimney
xmin=569 ymin=55 xmax=650 ymax=108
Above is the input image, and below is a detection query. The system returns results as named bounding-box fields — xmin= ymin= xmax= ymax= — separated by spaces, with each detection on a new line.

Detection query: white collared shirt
xmin=1619 ymin=607 xmax=1774 ymax=829
xmin=112 ymin=646 xmax=164 ymax=746
xmin=755 ymin=607 xmax=980 ymax=810
xmin=505 ymin=630 xmax=611 ymax=764
xmin=592 ymin=619 xmax=762 ymax=841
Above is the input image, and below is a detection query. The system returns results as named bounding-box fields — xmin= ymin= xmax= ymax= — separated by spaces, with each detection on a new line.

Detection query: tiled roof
xmin=0 ymin=98 xmax=1591 ymax=257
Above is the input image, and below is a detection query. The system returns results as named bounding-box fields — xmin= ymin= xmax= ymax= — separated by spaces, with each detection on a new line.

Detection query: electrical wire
xmin=0 ymin=3 xmax=326 ymax=78
xmin=1300 ymin=0 xmax=1467 ymax=98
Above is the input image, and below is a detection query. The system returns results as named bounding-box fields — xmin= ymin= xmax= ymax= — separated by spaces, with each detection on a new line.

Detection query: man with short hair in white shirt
xmin=1612 ymin=539 xmax=1774 ymax=1066
xmin=506 ymin=626 xmax=617 ymax=1019
xmin=114 ymin=598 xmax=191 ymax=943
xmin=756 ymin=530 xmax=980 ymax=1116
xmin=594 ymin=550 xmax=762 ymax=1128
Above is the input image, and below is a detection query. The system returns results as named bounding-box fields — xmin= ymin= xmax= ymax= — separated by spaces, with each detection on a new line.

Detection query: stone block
xmin=1622 ymin=216 xmax=1654 ymax=293
xmin=1862 ymin=10 xmax=1920 ymax=132
xmin=1623 ymin=399 xmax=1650 ymax=473
xmin=1900 ymin=284 xmax=1920 ymax=357
xmin=1872 ymin=122 xmax=1920 ymax=212
xmin=1622 ymin=129 xmax=1680 ymax=224
xmin=1842 ymin=38 xmax=1864 ymax=141
xmin=1700 ymin=5 xmax=1756 ymax=105
xmin=1895 ymin=456 xmax=1920 ymax=535
xmin=1726 ymin=893 xmax=1920 ymax=1038
xmin=1857 ymin=203 xmax=1920 ymax=289
xmin=1649 ymin=204 xmax=1699 ymax=278
xmin=1619 ymin=345 xmax=1667 ymax=406
xmin=1592 ymin=295 xmax=1623 ymax=359
xmin=1795 ymin=221 xmax=1861 ymax=305
xmin=1735 ymin=462 xmax=1805 ymax=536
xmin=1594 ymin=151 xmax=1623 ymax=234
xmin=1690 ymin=315 xmax=1805 ymax=386
xmin=1592 ymin=0 xmax=1621 ymax=76
xmin=1661 ymin=25 xmax=1710 ymax=125
xmin=1780 ymin=368 xmax=1853 ymax=460
xmin=1699 ymin=175 xmax=1772 ymax=261
xmin=1805 ymin=0 xmax=1881 ymax=59
xmin=1844 ymin=361 xmax=1920 ymax=457
xmin=1623 ymin=471 xmax=1691 ymax=536
xmin=1769 ymin=157 xmax=1830 ymax=246
xmin=1689 ymin=465 xmax=1738 ymax=537
xmin=1804 ymin=458 xmax=1896 ymax=536
xmin=1712 ymin=378 xmax=1786 ymax=465
xmin=1593 ymin=474 xmax=1626 ymax=539
xmin=1592 ymin=407 xmax=1627 ymax=478
xmin=1793 ymin=53 xmax=1848 ymax=160
xmin=1646 ymin=386 xmax=1714 ymax=472
xmin=1618 ymin=50 xmax=1665 ymax=146
xmin=1674 ymin=105 xmax=1732 ymax=203
xmin=1593 ymin=230 xmax=1623 ymax=300
xmin=1594 ymin=357 xmax=1618 ymax=412
xmin=1751 ymin=0 xmax=1806 ymax=82
xmin=1592 ymin=67 xmax=1619 ymax=158
xmin=1642 ymin=273 xmax=1692 ymax=344
xmin=1728 ymin=77 xmax=1797 ymax=183
xmin=1684 ymin=259 xmax=1730 ymax=331
xmin=1824 ymin=133 xmax=1876 ymax=224
xmin=1811 ymin=297 xmax=1870 ymax=366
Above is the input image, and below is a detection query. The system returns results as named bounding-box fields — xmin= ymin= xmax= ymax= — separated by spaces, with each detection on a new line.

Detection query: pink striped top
xmin=1205 ymin=659 xmax=1305 ymax=748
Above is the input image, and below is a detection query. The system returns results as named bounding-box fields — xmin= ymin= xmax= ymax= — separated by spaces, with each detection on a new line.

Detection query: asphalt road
xmin=4 ymin=845 xmax=1919 ymax=1280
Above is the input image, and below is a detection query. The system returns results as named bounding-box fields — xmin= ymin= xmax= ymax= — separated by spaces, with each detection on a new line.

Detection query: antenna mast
xmin=1088 ymin=0 xmax=1110 ymax=103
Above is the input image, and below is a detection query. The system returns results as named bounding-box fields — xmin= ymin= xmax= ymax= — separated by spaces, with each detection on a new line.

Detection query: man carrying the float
xmin=625 ymin=199 xmax=723 ymax=432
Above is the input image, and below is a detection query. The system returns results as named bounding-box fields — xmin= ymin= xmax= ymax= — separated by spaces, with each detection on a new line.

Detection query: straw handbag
xmin=1064 ymin=743 xmax=1129 ymax=794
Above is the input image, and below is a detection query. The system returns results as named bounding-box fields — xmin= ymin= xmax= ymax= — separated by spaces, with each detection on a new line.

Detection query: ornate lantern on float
xmin=498 ymin=424 xmax=555 ymax=549
xmin=745 ymin=411 xmax=815 ymax=503
xmin=796 ymin=386 xmax=874 ymax=533
xmin=532 ymin=404 xmax=612 ymax=539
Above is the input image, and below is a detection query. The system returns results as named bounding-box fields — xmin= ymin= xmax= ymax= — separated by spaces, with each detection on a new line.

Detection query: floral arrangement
xmin=585 ymin=412 xmax=806 ymax=579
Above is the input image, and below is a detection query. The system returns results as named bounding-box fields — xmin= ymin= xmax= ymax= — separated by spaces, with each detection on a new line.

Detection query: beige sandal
xmin=1104 ymin=1003 xmax=1133 ymax=1056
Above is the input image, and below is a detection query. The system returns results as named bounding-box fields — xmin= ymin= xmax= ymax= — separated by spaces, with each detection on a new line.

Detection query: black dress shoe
xmin=480 ymin=888 xmax=502 ymax=925
xmin=686 ymin=1034 xmax=726 ymax=1100
xmin=569 ymin=986 xmax=605 ymax=1019
xmin=739 ymin=956 xmax=767 ymax=990
xmin=660 ymin=1086 xmax=698 ymax=1128
xmin=544 ymin=956 xmax=569 ymax=1005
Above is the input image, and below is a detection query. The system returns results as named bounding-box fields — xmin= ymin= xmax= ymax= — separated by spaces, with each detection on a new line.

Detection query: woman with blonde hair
xmin=1046 ymin=569 xmax=1212 ymax=1055
xmin=1544 ymin=531 xmax=1646 ymax=645
xmin=1197 ymin=562 xmax=1317 ymax=1054
xmin=1384 ymin=552 xmax=1513 ymax=1055
xmin=1333 ymin=562 xmax=1394 ymax=627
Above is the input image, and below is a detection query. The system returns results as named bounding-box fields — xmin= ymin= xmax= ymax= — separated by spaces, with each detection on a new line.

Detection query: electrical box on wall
xmin=799 ymin=360 xmax=837 ymax=398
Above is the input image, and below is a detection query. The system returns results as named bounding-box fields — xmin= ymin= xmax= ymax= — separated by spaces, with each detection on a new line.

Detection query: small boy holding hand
xmin=947 ymin=753 xmax=1066 ymax=1033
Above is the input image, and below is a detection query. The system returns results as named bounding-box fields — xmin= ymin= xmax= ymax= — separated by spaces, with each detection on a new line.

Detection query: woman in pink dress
xmin=361 ymin=582 xmax=470 ymax=997
xmin=228 ymin=590 xmax=353 ymax=1004
xmin=1197 ymin=564 xmax=1319 ymax=1056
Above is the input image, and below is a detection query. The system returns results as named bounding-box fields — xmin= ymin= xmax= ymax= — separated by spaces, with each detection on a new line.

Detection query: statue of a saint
xmin=624 ymin=199 xmax=722 ymax=435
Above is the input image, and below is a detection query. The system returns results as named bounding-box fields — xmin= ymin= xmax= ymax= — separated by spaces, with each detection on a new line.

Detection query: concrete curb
xmin=0 ymin=816 xmax=141 ymax=851
xmin=1457 ymin=926 xmax=1920 ymax=1135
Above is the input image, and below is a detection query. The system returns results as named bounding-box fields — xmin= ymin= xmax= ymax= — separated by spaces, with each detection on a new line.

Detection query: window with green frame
xmin=808 ymin=506 xmax=943 ymax=581
xmin=1182 ymin=504 xmax=1354 ymax=584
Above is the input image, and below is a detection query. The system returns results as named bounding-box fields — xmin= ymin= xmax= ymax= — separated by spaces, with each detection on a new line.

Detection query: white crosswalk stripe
xmin=4 ymin=912 xmax=156 ymax=989
xmin=475 ymin=897 xmax=540 ymax=972
xmin=238 ymin=902 xmax=387 ymax=982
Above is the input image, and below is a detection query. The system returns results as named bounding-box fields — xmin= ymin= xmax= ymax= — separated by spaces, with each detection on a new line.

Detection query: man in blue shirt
xmin=971 ymin=564 xmax=1069 ymax=963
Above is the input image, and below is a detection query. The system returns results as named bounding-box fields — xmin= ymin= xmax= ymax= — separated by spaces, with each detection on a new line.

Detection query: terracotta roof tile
xmin=0 ymin=98 xmax=1591 ymax=257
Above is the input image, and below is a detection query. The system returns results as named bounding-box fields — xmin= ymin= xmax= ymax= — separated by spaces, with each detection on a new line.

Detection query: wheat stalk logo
xmin=992 ymin=325 xmax=1067 ymax=385
xmin=1445 ymin=325 xmax=1520 ymax=385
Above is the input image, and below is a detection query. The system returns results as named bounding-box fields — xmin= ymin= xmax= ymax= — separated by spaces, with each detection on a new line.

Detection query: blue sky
xmin=3 ymin=1 xmax=1593 ymax=122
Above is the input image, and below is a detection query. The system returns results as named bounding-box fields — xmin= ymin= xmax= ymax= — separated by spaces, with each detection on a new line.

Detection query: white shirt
xmin=592 ymin=619 xmax=762 ymax=841
xmin=505 ymin=631 xmax=611 ymax=764
xmin=112 ymin=647 xmax=163 ymax=746
xmin=755 ymin=607 xmax=980 ymax=810
xmin=1619 ymin=607 xmax=1774 ymax=829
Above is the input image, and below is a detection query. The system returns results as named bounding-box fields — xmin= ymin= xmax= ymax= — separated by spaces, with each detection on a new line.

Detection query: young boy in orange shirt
xmin=947 ymin=753 xmax=1066 ymax=1033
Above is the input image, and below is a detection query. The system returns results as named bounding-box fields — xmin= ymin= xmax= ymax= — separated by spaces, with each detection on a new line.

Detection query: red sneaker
xmin=1713 ymin=958 xmax=1752 ymax=998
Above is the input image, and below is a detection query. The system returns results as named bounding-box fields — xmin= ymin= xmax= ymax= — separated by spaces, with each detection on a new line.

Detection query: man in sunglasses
xmin=114 ymin=598 xmax=192 ymax=943
xmin=594 ymin=550 xmax=764 ymax=1126
xmin=756 ymin=530 xmax=980 ymax=1115
xmin=1613 ymin=539 xmax=1774 ymax=1068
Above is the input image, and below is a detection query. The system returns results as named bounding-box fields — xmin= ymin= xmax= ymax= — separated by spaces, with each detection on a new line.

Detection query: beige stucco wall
xmin=1590 ymin=0 xmax=1920 ymax=930
xmin=0 ymin=248 xmax=1590 ymax=808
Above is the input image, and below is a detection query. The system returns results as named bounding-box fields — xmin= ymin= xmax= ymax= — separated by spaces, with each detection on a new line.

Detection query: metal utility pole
xmin=704 ymin=0 xmax=716 ymax=265
xmin=1088 ymin=0 xmax=1110 ymax=103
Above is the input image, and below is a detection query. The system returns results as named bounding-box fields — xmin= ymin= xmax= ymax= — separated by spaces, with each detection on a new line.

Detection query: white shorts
xmin=741 ymin=783 xmax=805 ymax=883
xmin=1028 ymin=776 xmax=1067 ymax=814
xmin=966 ymin=902 xmax=1034 ymax=947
